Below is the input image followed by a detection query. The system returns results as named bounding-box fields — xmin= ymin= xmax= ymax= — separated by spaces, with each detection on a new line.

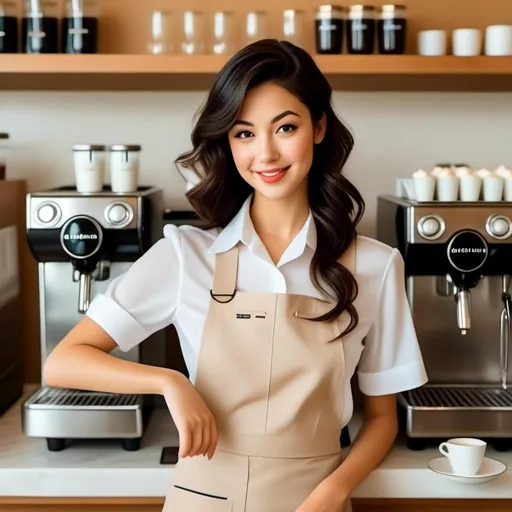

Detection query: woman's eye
xmin=234 ymin=130 xmax=253 ymax=139
xmin=277 ymin=124 xmax=297 ymax=134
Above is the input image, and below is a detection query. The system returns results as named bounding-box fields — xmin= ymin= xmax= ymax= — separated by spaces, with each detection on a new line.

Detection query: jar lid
xmin=349 ymin=5 xmax=376 ymax=10
xmin=0 ymin=133 xmax=9 ymax=140
xmin=73 ymin=144 xmax=106 ymax=151
xmin=316 ymin=5 xmax=345 ymax=13
xmin=381 ymin=4 xmax=407 ymax=11
xmin=109 ymin=144 xmax=142 ymax=152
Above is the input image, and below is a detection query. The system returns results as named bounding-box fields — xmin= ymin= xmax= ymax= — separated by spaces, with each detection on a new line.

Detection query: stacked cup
xmin=73 ymin=144 xmax=142 ymax=194
xmin=412 ymin=164 xmax=512 ymax=202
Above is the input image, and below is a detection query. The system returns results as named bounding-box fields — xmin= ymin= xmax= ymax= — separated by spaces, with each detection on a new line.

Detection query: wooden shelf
xmin=1 ymin=54 xmax=512 ymax=92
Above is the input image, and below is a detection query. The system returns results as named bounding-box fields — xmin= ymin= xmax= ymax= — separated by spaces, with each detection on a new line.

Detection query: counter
xmin=0 ymin=388 xmax=511 ymax=500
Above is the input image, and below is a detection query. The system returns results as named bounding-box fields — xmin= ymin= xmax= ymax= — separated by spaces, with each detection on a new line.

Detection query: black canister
xmin=22 ymin=0 xmax=59 ymax=53
xmin=62 ymin=0 xmax=99 ymax=54
xmin=347 ymin=5 xmax=375 ymax=54
xmin=0 ymin=2 xmax=18 ymax=53
xmin=315 ymin=5 xmax=345 ymax=54
xmin=377 ymin=4 xmax=407 ymax=54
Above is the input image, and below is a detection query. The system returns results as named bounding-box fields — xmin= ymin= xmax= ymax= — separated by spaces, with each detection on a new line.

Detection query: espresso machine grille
xmin=405 ymin=386 xmax=512 ymax=409
xmin=377 ymin=196 xmax=512 ymax=451
xmin=23 ymin=186 xmax=165 ymax=452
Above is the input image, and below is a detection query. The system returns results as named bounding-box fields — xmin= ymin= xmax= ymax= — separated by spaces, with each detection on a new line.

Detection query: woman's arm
xmin=43 ymin=316 xmax=173 ymax=395
xmin=325 ymin=394 xmax=398 ymax=501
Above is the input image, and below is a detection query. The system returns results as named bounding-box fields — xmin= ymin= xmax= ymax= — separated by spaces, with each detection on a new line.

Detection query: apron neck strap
xmin=211 ymin=246 xmax=239 ymax=298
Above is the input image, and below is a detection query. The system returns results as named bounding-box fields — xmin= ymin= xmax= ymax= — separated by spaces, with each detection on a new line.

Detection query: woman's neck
xmin=249 ymin=187 xmax=310 ymax=265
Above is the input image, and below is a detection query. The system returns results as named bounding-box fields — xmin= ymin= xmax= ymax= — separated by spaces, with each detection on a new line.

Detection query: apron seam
xmin=263 ymin=295 xmax=278 ymax=435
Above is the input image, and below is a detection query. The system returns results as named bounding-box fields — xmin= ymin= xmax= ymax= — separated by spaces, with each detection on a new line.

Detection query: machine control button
xmin=486 ymin=214 xmax=512 ymax=239
xmin=418 ymin=215 xmax=444 ymax=240
xmin=105 ymin=202 xmax=133 ymax=227
xmin=36 ymin=202 xmax=61 ymax=226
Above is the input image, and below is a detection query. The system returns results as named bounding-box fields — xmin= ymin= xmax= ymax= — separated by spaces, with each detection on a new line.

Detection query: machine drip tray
xmin=27 ymin=387 xmax=141 ymax=409
xmin=404 ymin=386 xmax=512 ymax=409
xmin=399 ymin=385 xmax=512 ymax=451
xmin=22 ymin=387 xmax=147 ymax=452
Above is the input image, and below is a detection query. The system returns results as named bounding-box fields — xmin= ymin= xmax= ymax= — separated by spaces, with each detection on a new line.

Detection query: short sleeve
xmin=357 ymin=248 xmax=428 ymax=396
xmin=86 ymin=224 xmax=183 ymax=352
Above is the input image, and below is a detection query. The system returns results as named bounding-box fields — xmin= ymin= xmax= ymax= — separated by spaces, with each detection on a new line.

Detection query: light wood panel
xmin=2 ymin=55 xmax=512 ymax=91
xmin=1 ymin=498 xmax=512 ymax=511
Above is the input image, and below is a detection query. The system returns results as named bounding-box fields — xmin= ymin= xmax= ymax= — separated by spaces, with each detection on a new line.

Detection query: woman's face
xmin=228 ymin=82 xmax=326 ymax=202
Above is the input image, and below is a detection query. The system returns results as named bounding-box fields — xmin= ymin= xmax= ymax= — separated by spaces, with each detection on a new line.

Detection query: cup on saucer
xmin=439 ymin=437 xmax=486 ymax=476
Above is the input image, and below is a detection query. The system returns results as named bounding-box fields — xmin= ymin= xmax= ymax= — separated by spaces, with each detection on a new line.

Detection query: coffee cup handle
xmin=439 ymin=442 xmax=450 ymax=457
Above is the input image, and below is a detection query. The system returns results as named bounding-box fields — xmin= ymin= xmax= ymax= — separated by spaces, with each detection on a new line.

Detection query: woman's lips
xmin=254 ymin=166 xmax=290 ymax=184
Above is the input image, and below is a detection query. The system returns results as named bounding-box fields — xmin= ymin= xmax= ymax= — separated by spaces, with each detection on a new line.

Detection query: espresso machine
xmin=377 ymin=196 xmax=512 ymax=451
xmin=22 ymin=186 xmax=166 ymax=451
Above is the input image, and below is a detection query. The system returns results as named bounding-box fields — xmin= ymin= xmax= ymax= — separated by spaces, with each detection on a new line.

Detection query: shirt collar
xmin=208 ymin=194 xmax=317 ymax=263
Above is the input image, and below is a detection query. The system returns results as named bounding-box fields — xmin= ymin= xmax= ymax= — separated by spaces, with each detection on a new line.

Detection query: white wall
xmin=1 ymin=90 xmax=512 ymax=236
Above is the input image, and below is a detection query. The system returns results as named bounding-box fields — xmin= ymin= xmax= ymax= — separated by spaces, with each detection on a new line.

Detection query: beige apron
xmin=163 ymin=242 xmax=356 ymax=512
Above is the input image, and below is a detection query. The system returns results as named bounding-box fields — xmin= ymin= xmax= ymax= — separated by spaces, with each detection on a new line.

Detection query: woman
xmin=44 ymin=40 xmax=427 ymax=511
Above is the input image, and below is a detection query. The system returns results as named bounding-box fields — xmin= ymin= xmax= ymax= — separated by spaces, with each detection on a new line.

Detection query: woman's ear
xmin=314 ymin=113 xmax=327 ymax=144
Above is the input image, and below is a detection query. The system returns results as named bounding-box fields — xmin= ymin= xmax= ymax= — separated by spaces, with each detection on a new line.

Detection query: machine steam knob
xmin=418 ymin=215 xmax=444 ymax=240
xmin=36 ymin=202 xmax=61 ymax=226
xmin=487 ymin=215 xmax=512 ymax=239
xmin=105 ymin=202 xmax=133 ymax=227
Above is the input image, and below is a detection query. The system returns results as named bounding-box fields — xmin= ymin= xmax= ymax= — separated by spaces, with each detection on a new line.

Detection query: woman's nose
xmin=259 ymin=136 xmax=279 ymax=164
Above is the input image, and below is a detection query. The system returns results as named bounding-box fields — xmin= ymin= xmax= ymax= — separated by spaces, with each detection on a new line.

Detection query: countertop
xmin=1 ymin=388 xmax=512 ymax=499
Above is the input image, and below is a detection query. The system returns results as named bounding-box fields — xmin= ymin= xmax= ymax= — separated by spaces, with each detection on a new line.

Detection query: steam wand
xmin=500 ymin=275 xmax=511 ymax=390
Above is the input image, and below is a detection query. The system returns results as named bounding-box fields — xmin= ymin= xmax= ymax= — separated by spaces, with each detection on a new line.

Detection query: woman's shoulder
xmin=354 ymin=235 xmax=401 ymax=276
xmin=163 ymin=223 xmax=221 ymax=254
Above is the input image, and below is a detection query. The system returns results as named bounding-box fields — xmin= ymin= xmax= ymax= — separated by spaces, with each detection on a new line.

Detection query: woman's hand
xmin=161 ymin=371 xmax=218 ymax=460
xmin=295 ymin=480 xmax=349 ymax=512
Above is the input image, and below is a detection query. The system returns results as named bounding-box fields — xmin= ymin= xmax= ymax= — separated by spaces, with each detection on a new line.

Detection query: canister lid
xmin=348 ymin=5 xmax=376 ymax=18
xmin=73 ymin=144 xmax=106 ymax=151
xmin=316 ymin=5 xmax=345 ymax=20
xmin=109 ymin=144 xmax=142 ymax=152
xmin=382 ymin=4 xmax=407 ymax=10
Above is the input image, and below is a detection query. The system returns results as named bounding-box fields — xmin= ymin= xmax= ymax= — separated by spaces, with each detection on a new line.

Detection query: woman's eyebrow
xmin=233 ymin=110 xmax=300 ymax=127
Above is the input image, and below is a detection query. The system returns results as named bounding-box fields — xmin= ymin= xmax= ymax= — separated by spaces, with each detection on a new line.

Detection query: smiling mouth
xmin=253 ymin=166 xmax=290 ymax=177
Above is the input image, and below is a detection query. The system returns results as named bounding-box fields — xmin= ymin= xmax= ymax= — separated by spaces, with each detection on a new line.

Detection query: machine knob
xmin=487 ymin=215 xmax=511 ymax=239
xmin=418 ymin=215 xmax=444 ymax=240
xmin=105 ymin=202 xmax=132 ymax=227
xmin=36 ymin=202 xmax=61 ymax=226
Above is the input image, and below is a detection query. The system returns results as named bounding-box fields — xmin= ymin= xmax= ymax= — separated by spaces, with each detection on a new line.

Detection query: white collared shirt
xmin=86 ymin=196 xmax=427 ymax=427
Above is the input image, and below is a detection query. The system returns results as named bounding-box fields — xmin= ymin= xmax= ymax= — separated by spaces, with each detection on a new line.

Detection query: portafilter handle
xmin=456 ymin=289 xmax=471 ymax=335
xmin=78 ymin=272 xmax=93 ymax=314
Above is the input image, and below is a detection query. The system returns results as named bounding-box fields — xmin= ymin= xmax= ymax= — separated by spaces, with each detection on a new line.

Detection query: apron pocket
xmin=170 ymin=485 xmax=233 ymax=511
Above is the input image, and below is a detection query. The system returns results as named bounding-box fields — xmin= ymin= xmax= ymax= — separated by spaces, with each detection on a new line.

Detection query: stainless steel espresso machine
xmin=22 ymin=185 xmax=166 ymax=451
xmin=377 ymin=196 xmax=512 ymax=451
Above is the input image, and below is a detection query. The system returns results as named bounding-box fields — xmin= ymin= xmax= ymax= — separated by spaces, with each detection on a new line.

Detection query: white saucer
xmin=427 ymin=457 xmax=507 ymax=485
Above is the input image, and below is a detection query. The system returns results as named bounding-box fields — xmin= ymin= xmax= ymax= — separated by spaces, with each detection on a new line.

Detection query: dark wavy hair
xmin=175 ymin=39 xmax=365 ymax=336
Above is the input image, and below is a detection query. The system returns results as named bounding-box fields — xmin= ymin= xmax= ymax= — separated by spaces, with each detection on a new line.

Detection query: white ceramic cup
xmin=453 ymin=28 xmax=482 ymax=56
xmin=459 ymin=175 xmax=482 ymax=201
xmin=483 ymin=175 xmax=504 ymax=201
xmin=73 ymin=146 xmax=106 ymax=193
xmin=418 ymin=30 xmax=447 ymax=56
xmin=413 ymin=175 xmax=436 ymax=201
xmin=439 ymin=438 xmax=486 ymax=476
xmin=504 ymin=178 xmax=512 ymax=201
xmin=485 ymin=25 xmax=512 ymax=56
xmin=109 ymin=146 xmax=141 ymax=193
xmin=436 ymin=176 xmax=459 ymax=201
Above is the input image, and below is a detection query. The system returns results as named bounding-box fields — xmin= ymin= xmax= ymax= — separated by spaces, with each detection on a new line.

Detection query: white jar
xmin=73 ymin=144 xmax=106 ymax=193
xmin=109 ymin=145 xmax=142 ymax=193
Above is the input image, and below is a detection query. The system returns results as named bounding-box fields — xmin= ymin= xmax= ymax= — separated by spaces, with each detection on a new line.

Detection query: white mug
xmin=453 ymin=28 xmax=482 ymax=56
xmin=439 ymin=438 xmax=486 ymax=476
xmin=418 ymin=30 xmax=447 ymax=56
xmin=485 ymin=25 xmax=512 ymax=56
